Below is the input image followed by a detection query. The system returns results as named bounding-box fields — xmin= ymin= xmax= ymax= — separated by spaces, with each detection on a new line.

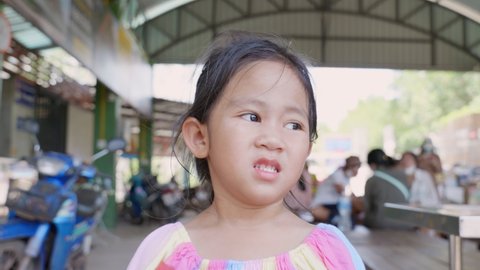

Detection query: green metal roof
xmin=132 ymin=0 xmax=480 ymax=71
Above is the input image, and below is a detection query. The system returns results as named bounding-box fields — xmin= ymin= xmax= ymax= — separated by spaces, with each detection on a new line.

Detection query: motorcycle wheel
xmin=66 ymin=249 xmax=87 ymax=270
xmin=151 ymin=202 xmax=178 ymax=224
xmin=0 ymin=240 xmax=34 ymax=270
xmin=121 ymin=201 xmax=144 ymax=225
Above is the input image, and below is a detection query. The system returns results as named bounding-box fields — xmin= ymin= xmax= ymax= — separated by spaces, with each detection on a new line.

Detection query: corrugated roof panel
xmin=13 ymin=29 xmax=52 ymax=49
xmin=403 ymin=4 xmax=431 ymax=32
xmin=326 ymin=41 xmax=431 ymax=69
xmin=251 ymin=0 xmax=280 ymax=14
xmin=333 ymin=0 xmax=360 ymax=12
xmin=467 ymin=20 xmax=480 ymax=46
xmin=136 ymin=0 xmax=480 ymax=70
xmin=438 ymin=19 xmax=464 ymax=45
xmin=289 ymin=39 xmax=323 ymax=62
xmin=434 ymin=6 xmax=459 ymax=31
xmin=472 ymin=45 xmax=480 ymax=59
xmin=369 ymin=0 xmax=397 ymax=18
xmin=288 ymin=0 xmax=316 ymax=10
xmin=152 ymin=10 xmax=179 ymax=39
xmin=400 ymin=0 xmax=426 ymax=19
xmin=158 ymin=30 xmax=212 ymax=63
xmin=3 ymin=6 xmax=53 ymax=50
xmin=185 ymin=0 xmax=212 ymax=24
xmin=145 ymin=25 xmax=171 ymax=56
xmin=329 ymin=14 xmax=427 ymax=39
xmin=179 ymin=8 xmax=209 ymax=36
xmin=216 ymin=0 xmax=244 ymax=24
xmin=437 ymin=41 xmax=478 ymax=69
xmin=224 ymin=13 xmax=323 ymax=37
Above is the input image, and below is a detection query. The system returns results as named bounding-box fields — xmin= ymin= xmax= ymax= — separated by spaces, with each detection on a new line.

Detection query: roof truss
xmin=134 ymin=0 xmax=480 ymax=70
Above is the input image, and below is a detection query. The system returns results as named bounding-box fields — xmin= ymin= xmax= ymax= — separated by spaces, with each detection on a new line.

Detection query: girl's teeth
xmin=255 ymin=164 xmax=277 ymax=173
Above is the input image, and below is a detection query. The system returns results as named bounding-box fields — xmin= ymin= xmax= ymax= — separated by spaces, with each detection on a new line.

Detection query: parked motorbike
xmin=122 ymin=174 xmax=184 ymax=225
xmin=182 ymin=184 xmax=211 ymax=213
xmin=0 ymin=138 xmax=126 ymax=270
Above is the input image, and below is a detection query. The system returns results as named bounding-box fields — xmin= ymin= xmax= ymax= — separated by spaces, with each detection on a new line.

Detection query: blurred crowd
xmin=286 ymin=137 xmax=480 ymax=233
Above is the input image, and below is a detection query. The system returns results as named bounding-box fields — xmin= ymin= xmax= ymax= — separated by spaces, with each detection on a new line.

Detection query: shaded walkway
xmin=88 ymin=210 xmax=197 ymax=269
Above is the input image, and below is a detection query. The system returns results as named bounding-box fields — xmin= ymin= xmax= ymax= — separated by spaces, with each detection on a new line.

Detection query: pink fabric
xmin=163 ymin=242 xmax=201 ymax=269
xmin=127 ymin=223 xmax=181 ymax=270
xmin=305 ymin=228 xmax=356 ymax=270
xmin=275 ymin=253 xmax=295 ymax=270
xmin=128 ymin=222 xmax=363 ymax=270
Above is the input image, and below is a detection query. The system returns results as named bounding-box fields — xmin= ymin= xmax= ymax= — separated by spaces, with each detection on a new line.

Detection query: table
xmin=384 ymin=203 xmax=480 ymax=270
xmin=346 ymin=229 xmax=480 ymax=270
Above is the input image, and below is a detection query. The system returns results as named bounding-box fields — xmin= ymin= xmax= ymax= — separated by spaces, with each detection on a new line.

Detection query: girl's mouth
xmin=253 ymin=158 xmax=281 ymax=177
xmin=253 ymin=164 xmax=278 ymax=173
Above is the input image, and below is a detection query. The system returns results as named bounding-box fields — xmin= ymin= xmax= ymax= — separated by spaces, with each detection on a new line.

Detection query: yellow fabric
xmin=145 ymin=227 xmax=189 ymax=270
xmin=291 ymin=244 xmax=328 ymax=270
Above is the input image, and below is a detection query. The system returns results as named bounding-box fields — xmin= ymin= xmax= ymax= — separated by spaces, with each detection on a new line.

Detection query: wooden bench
xmin=346 ymin=229 xmax=480 ymax=270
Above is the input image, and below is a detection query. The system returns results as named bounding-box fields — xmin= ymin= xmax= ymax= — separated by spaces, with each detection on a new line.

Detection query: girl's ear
xmin=182 ymin=117 xmax=209 ymax=158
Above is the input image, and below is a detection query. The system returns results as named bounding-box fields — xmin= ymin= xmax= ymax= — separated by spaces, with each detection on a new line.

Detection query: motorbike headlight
xmin=37 ymin=156 xmax=68 ymax=176
xmin=80 ymin=165 xmax=96 ymax=179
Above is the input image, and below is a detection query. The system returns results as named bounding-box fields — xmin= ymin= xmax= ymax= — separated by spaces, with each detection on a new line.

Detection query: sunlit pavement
xmin=88 ymin=210 xmax=197 ymax=269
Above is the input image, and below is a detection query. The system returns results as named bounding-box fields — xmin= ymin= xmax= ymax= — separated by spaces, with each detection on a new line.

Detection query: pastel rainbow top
xmin=127 ymin=222 xmax=365 ymax=270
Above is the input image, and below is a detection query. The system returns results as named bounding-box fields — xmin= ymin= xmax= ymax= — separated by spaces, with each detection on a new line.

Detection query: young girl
xmin=127 ymin=31 xmax=364 ymax=270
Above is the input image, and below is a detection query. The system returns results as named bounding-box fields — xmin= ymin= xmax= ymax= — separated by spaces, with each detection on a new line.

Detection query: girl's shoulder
xmin=127 ymin=222 xmax=365 ymax=270
xmin=127 ymin=222 xmax=187 ymax=270
xmin=308 ymin=223 xmax=365 ymax=270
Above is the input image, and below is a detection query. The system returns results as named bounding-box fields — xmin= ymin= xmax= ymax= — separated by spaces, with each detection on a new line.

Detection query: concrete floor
xmin=87 ymin=211 xmax=196 ymax=270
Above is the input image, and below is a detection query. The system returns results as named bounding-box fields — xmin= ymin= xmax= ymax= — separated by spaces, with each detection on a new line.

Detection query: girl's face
xmin=204 ymin=60 xmax=312 ymax=207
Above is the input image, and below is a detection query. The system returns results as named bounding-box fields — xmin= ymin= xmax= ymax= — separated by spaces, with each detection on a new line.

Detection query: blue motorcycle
xmin=121 ymin=173 xmax=184 ymax=225
xmin=0 ymin=138 xmax=125 ymax=270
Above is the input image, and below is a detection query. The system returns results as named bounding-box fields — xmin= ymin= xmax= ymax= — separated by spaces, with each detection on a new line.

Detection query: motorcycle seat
xmin=75 ymin=188 xmax=106 ymax=218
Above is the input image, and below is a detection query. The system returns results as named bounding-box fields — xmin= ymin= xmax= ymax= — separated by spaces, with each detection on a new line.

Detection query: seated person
xmin=363 ymin=149 xmax=412 ymax=230
xmin=310 ymin=156 xmax=361 ymax=224
xmin=398 ymin=151 xmax=441 ymax=207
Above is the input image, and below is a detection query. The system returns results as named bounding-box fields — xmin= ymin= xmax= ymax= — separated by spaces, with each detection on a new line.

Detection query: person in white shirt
xmin=311 ymin=156 xmax=361 ymax=224
xmin=399 ymin=151 xmax=441 ymax=207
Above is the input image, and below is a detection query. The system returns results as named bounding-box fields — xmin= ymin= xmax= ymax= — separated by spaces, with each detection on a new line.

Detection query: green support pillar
xmin=93 ymin=82 xmax=120 ymax=229
xmin=138 ymin=118 xmax=152 ymax=174
xmin=0 ymin=53 xmax=3 ymax=113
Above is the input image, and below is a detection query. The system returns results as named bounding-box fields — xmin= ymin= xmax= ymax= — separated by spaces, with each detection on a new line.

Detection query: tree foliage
xmin=338 ymin=71 xmax=480 ymax=154
xmin=338 ymin=97 xmax=391 ymax=148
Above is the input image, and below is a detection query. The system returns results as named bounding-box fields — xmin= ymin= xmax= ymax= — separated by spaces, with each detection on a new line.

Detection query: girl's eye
xmin=286 ymin=122 xmax=302 ymax=130
xmin=241 ymin=113 xmax=259 ymax=122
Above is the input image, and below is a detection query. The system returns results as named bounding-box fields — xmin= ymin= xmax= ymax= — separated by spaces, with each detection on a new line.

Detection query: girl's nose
xmin=254 ymin=126 xmax=285 ymax=151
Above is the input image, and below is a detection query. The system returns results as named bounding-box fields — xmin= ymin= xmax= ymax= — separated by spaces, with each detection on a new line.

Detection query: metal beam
xmin=401 ymin=2 xmax=428 ymax=22
xmin=145 ymin=0 xmax=480 ymax=67
xmin=364 ymin=0 xmax=387 ymax=14
xmin=223 ymin=0 xmax=247 ymax=16
xmin=437 ymin=15 xmax=461 ymax=33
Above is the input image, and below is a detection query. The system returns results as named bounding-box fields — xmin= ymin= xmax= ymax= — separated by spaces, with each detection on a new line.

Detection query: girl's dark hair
xmin=367 ymin=148 xmax=396 ymax=168
xmin=173 ymin=30 xmax=318 ymax=188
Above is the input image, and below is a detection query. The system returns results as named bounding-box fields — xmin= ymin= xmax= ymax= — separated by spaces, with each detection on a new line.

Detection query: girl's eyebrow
xmin=229 ymin=98 xmax=308 ymax=119
xmin=228 ymin=97 xmax=264 ymax=108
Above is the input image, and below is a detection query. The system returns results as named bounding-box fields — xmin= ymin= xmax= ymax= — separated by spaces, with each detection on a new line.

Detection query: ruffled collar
xmin=173 ymin=222 xmax=318 ymax=263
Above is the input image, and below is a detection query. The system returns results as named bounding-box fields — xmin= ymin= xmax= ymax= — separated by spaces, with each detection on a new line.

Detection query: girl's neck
xmin=184 ymin=198 xmax=313 ymax=261
xmin=200 ymin=198 xmax=294 ymax=228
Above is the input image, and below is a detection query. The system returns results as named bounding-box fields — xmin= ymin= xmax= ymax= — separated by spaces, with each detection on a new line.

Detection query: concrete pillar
xmin=93 ymin=82 xmax=120 ymax=228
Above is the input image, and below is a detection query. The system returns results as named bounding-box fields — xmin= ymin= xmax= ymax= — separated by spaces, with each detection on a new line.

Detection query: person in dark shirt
xmin=363 ymin=149 xmax=412 ymax=230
